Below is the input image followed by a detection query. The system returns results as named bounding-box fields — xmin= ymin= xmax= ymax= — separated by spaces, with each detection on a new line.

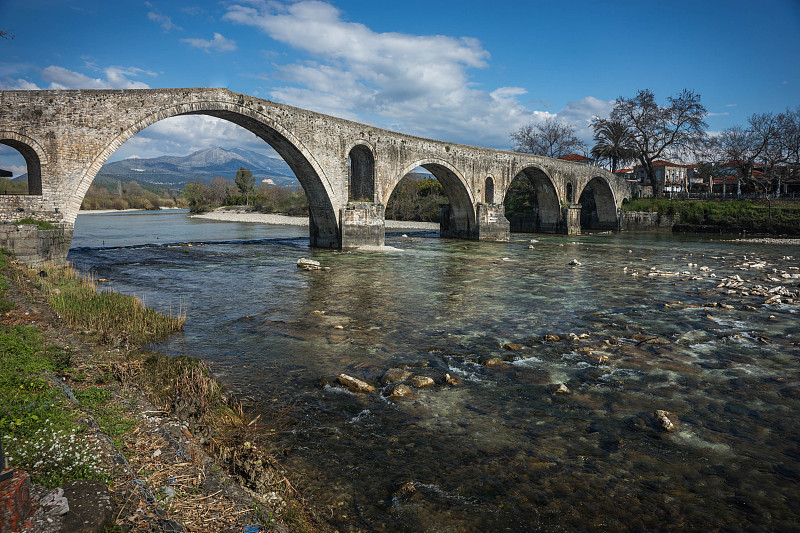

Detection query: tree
xmin=235 ymin=167 xmax=254 ymax=205
xmin=589 ymin=119 xmax=637 ymax=173
xmin=510 ymin=118 xmax=586 ymax=158
xmin=608 ymin=89 xmax=707 ymax=197
xmin=716 ymin=113 xmax=783 ymax=197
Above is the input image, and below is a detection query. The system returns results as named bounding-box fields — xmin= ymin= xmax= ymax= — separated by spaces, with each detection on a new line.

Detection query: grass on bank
xmin=1 ymin=250 xmax=320 ymax=531
xmin=621 ymin=198 xmax=800 ymax=233
xmin=0 ymin=251 xmax=113 ymax=487
xmin=31 ymin=264 xmax=186 ymax=347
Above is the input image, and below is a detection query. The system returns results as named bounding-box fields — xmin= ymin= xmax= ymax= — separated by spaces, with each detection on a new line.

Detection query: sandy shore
xmin=191 ymin=210 xmax=439 ymax=230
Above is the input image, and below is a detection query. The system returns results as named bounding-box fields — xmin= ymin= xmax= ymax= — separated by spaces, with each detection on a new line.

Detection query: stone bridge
xmin=0 ymin=88 xmax=633 ymax=263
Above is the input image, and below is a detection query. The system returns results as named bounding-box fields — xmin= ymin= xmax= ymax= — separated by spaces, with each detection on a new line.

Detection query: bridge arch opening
xmin=0 ymin=138 xmax=42 ymax=195
xmin=73 ymin=105 xmax=340 ymax=248
xmin=348 ymin=144 xmax=375 ymax=202
xmin=503 ymin=166 xmax=561 ymax=233
xmin=578 ymin=176 xmax=618 ymax=230
xmin=485 ymin=176 xmax=495 ymax=204
xmin=386 ymin=160 xmax=476 ymax=238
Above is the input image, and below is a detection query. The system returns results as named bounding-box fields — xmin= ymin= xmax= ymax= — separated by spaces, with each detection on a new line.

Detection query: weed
xmin=13 ymin=217 xmax=58 ymax=230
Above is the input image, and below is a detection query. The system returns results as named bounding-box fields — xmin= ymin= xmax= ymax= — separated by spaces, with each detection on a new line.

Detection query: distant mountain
xmin=94 ymin=147 xmax=298 ymax=188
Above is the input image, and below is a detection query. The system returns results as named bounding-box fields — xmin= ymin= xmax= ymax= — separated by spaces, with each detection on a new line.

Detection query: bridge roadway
xmin=0 ymin=88 xmax=633 ymax=262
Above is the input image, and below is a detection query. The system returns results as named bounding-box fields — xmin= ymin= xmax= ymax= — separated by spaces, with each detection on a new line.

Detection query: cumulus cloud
xmin=182 ymin=33 xmax=237 ymax=53
xmin=42 ymin=65 xmax=152 ymax=89
xmin=0 ymin=78 xmax=40 ymax=90
xmin=109 ymin=115 xmax=277 ymax=161
xmin=223 ymin=0 xmax=539 ymax=147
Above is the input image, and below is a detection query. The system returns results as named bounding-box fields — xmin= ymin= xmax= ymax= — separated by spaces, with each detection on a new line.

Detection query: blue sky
xmin=1 ymin=0 xmax=799 ymax=175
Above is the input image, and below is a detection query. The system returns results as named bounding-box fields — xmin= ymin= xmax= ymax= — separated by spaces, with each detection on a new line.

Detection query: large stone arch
xmin=577 ymin=175 xmax=618 ymax=230
xmin=387 ymin=158 xmax=477 ymax=238
xmin=0 ymin=131 xmax=49 ymax=195
xmin=70 ymin=100 xmax=340 ymax=247
xmin=503 ymin=164 xmax=562 ymax=232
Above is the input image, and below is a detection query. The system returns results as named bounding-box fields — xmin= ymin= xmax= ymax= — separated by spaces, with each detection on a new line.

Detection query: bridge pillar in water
xmin=340 ymin=202 xmax=385 ymax=248
xmin=439 ymin=204 xmax=475 ymax=240
xmin=476 ymin=203 xmax=510 ymax=241
xmin=565 ymin=204 xmax=582 ymax=235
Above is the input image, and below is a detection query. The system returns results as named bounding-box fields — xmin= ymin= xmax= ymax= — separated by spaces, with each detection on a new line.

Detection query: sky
xmin=1 ymin=0 xmax=799 ymax=177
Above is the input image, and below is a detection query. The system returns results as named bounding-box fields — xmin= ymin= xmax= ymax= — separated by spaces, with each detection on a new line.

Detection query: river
xmin=69 ymin=209 xmax=800 ymax=532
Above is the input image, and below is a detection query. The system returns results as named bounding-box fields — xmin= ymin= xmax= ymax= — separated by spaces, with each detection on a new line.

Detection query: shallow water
xmin=70 ymin=211 xmax=800 ymax=532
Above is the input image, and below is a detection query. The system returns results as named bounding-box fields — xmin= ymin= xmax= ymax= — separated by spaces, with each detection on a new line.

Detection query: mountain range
xmin=93 ymin=147 xmax=298 ymax=189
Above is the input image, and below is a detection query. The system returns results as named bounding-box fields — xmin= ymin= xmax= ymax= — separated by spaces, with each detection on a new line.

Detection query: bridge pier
xmin=565 ymin=204 xmax=582 ymax=235
xmin=340 ymin=202 xmax=385 ymax=248
xmin=477 ymin=203 xmax=510 ymax=241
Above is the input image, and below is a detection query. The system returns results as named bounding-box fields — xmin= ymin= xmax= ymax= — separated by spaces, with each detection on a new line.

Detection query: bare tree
xmin=716 ymin=112 xmax=784 ymax=197
xmin=510 ymin=118 xmax=586 ymax=158
xmin=609 ymin=89 xmax=707 ymax=197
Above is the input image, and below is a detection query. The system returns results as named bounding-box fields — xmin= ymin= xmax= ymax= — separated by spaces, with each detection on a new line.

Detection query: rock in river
xmin=337 ymin=373 xmax=375 ymax=393
xmin=653 ymin=410 xmax=680 ymax=432
xmin=390 ymin=384 xmax=413 ymax=398
xmin=410 ymin=376 xmax=436 ymax=388
xmin=382 ymin=368 xmax=412 ymax=384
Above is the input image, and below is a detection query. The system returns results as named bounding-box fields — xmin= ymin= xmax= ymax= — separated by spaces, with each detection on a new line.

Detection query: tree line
xmin=511 ymin=89 xmax=800 ymax=198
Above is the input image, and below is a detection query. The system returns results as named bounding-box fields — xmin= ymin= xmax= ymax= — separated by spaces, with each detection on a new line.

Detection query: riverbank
xmin=622 ymin=198 xmax=800 ymax=235
xmin=0 ymin=250 xmax=329 ymax=532
xmin=191 ymin=207 xmax=440 ymax=230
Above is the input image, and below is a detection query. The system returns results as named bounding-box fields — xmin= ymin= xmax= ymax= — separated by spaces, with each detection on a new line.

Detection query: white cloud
xmin=181 ymin=33 xmax=237 ymax=53
xmin=223 ymin=1 xmax=538 ymax=147
xmin=147 ymin=11 xmax=181 ymax=31
xmin=108 ymin=115 xmax=278 ymax=161
xmin=41 ymin=65 xmax=152 ymax=89
xmin=0 ymin=78 xmax=40 ymax=90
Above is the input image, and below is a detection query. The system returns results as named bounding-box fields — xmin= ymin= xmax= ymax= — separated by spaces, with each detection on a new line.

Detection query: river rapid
xmin=69 ymin=210 xmax=800 ymax=532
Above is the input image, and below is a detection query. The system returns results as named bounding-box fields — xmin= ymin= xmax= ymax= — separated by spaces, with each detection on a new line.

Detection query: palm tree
xmin=590 ymin=119 xmax=637 ymax=173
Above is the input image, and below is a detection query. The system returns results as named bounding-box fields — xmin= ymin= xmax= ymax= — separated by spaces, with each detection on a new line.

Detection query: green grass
xmin=33 ymin=264 xmax=186 ymax=346
xmin=0 ymin=325 xmax=106 ymax=487
xmin=621 ymin=198 xmax=800 ymax=233
xmin=13 ymin=216 xmax=58 ymax=230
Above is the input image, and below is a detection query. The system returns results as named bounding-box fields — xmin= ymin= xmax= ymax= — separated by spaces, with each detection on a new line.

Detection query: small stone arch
xmin=347 ymin=142 xmax=375 ymax=202
xmin=72 ymin=101 xmax=340 ymax=247
xmin=0 ymin=132 xmax=48 ymax=195
xmin=577 ymin=176 xmax=618 ymax=230
xmin=503 ymin=164 xmax=561 ymax=232
xmin=388 ymin=158 xmax=477 ymax=238
xmin=484 ymin=176 xmax=495 ymax=204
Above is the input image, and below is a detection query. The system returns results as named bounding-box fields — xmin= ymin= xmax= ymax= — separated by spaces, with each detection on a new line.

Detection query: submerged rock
xmin=390 ymin=384 xmax=413 ymax=398
xmin=569 ymin=259 xmax=582 ymax=266
xmin=337 ymin=373 xmax=374 ymax=393
xmin=550 ymin=383 xmax=571 ymax=394
xmin=381 ymin=368 xmax=412 ymax=384
xmin=503 ymin=342 xmax=526 ymax=351
xmin=297 ymin=258 xmax=328 ymax=271
xmin=410 ymin=376 xmax=435 ymax=388
xmin=543 ymin=334 xmax=561 ymax=342
xmin=482 ymin=356 xmax=505 ymax=367
xmin=442 ymin=373 xmax=462 ymax=387
xmin=653 ymin=410 xmax=680 ymax=432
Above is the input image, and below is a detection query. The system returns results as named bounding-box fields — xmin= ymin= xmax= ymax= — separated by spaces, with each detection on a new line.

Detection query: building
xmin=633 ymin=160 xmax=688 ymax=195
xmin=558 ymin=154 xmax=592 ymax=164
